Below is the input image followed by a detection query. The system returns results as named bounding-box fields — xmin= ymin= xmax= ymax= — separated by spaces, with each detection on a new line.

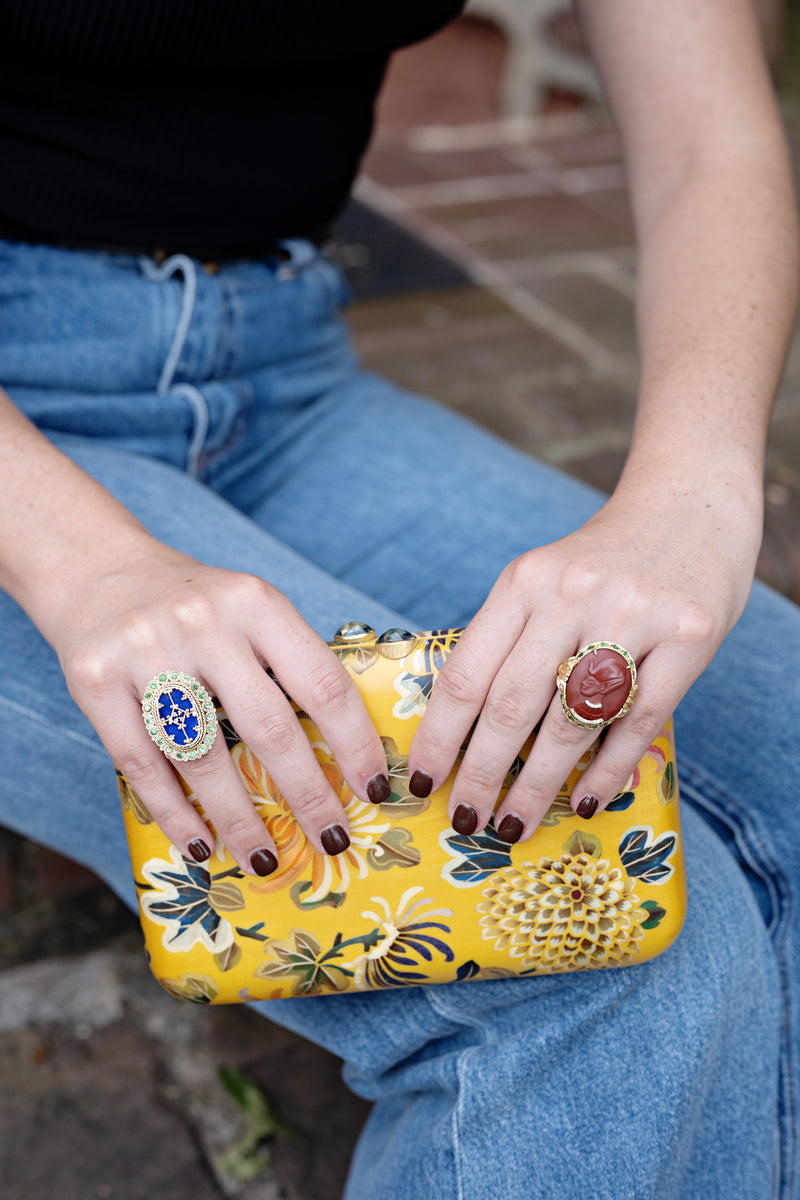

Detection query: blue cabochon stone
xmin=156 ymin=685 xmax=203 ymax=749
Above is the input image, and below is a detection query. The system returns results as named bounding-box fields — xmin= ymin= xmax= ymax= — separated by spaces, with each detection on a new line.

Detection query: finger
xmin=247 ymin=598 xmax=391 ymax=805
xmin=493 ymin=689 xmax=602 ymax=841
xmin=567 ymin=647 xmax=694 ymax=816
xmin=104 ymin=699 xmax=221 ymax=864
xmin=408 ymin=599 xmax=526 ymax=795
xmin=209 ymin=656 xmax=357 ymax=860
xmin=443 ymin=626 xmax=575 ymax=836
xmin=165 ymin=707 xmax=286 ymax=878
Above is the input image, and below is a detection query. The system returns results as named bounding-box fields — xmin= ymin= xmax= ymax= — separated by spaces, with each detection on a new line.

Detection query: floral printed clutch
xmin=118 ymin=625 xmax=686 ymax=1004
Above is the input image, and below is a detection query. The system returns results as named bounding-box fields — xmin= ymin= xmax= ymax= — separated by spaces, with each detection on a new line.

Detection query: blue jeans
xmin=1 ymin=237 xmax=797 ymax=1199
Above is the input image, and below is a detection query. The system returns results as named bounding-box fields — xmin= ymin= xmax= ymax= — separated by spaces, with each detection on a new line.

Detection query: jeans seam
xmin=0 ymin=694 xmax=107 ymax=757
xmin=679 ymin=758 xmax=793 ymax=1200
xmin=423 ymin=984 xmax=492 ymax=1200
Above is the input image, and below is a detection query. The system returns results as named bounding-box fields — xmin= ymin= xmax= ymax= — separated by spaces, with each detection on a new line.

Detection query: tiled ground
xmin=3 ymin=13 xmax=800 ymax=1200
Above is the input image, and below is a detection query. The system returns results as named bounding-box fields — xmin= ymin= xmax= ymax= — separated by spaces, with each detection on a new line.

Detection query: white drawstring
xmin=139 ymin=253 xmax=199 ymax=395
xmin=139 ymin=253 xmax=207 ymax=476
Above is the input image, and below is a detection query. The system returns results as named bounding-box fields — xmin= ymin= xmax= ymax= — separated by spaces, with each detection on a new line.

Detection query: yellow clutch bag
xmin=118 ymin=624 xmax=686 ymax=1004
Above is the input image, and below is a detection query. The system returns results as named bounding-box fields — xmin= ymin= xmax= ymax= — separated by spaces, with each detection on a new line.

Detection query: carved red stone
xmin=564 ymin=647 xmax=633 ymax=723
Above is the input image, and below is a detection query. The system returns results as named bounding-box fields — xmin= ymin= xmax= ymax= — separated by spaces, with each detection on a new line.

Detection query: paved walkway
xmin=3 ymin=17 xmax=800 ymax=1200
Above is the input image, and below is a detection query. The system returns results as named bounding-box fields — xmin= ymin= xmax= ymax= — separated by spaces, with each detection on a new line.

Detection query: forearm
xmin=0 ymin=390 xmax=154 ymax=636
xmin=621 ymin=151 xmax=798 ymax=512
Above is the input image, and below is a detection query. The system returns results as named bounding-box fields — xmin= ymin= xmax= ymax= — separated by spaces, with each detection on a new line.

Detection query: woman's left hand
xmin=408 ymin=476 xmax=762 ymax=843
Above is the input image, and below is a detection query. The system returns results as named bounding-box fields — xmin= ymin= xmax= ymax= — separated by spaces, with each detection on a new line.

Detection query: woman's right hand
xmin=48 ymin=534 xmax=391 ymax=875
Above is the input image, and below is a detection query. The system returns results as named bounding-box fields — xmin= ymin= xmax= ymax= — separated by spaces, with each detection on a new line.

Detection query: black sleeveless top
xmin=0 ymin=1 xmax=464 ymax=257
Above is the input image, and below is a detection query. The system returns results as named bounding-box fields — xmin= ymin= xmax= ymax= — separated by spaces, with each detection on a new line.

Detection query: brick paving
xmin=3 ymin=14 xmax=800 ymax=1200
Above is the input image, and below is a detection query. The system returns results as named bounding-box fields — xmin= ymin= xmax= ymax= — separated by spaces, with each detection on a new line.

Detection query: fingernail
xmin=409 ymin=770 xmax=433 ymax=798
xmin=577 ymin=795 xmax=599 ymax=819
xmin=452 ymin=803 xmax=478 ymax=835
xmin=321 ymin=824 xmax=351 ymax=855
xmin=497 ymin=813 xmax=524 ymax=844
xmin=187 ymin=838 xmax=211 ymax=863
xmin=250 ymin=848 xmax=278 ymax=876
xmin=366 ymin=773 xmax=391 ymax=804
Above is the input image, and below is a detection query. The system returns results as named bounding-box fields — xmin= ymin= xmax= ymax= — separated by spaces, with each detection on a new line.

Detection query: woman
xmin=1 ymin=2 xmax=798 ymax=1196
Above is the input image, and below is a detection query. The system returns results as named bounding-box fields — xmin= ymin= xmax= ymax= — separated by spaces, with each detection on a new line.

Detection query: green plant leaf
xmin=215 ymin=1066 xmax=300 ymax=1182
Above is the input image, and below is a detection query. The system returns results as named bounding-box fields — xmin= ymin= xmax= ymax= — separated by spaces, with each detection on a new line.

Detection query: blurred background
xmin=2 ymin=5 xmax=800 ymax=1199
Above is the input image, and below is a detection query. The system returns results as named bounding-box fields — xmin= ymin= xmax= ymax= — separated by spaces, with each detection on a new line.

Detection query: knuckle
xmin=458 ymin=760 xmax=502 ymax=796
xmin=484 ymin=686 xmax=531 ymax=732
xmin=675 ymin=601 xmax=719 ymax=646
xmin=556 ymin=561 xmax=604 ymax=606
xmin=252 ymin=712 xmax=299 ymax=756
xmin=172 ymin=592 xmax=215 ymax=630
xmin=307 ymin=664 xmax=350 ymax=710
xmin=620 ymin=706 xmax=662 ymax=743
xmin=612 ymin=587 xmax=650 ymax=628
xmin=340 ymin=731 xmax=380 ymax=766
xmin=291 ymin=786 xmax=337 ymax=819
xmin=68 ymin=647 xmax=115 ymax=691
xmin=547 ymin=717 xmax=591 ymax=754
xmin=507 ymin=777 xmax=545 ymax=809
xmin=148 ymin=799 xmax=190 ymax=830
xmin=220 ymin=808 xmax=263 ymax=843
xmin=116 ymin=751 xmax=164 ymax=788
xmin=435 ymin=663 xmax=479 ymax=708
xmin=231 ymin=572 xmax=274 ymax=611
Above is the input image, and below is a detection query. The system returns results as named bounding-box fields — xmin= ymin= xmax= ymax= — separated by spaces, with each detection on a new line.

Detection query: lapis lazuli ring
xmin=142 ymin=672 xmax=218 ymax=762
xmin=556 ymin=642 xmax=638 ymax=730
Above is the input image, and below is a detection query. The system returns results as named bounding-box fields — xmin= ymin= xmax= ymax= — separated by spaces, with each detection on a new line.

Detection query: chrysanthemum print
xmin=120 ymin=628 xmax=686 ymax=1002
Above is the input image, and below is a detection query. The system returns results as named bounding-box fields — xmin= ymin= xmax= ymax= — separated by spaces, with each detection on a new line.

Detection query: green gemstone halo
xmin=142 ymin=671 xmax=218 ymax=762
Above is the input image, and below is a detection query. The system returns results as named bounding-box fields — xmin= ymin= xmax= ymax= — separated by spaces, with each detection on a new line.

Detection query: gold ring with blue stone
xmin=141 ymin=671 xmax=218 ymax=762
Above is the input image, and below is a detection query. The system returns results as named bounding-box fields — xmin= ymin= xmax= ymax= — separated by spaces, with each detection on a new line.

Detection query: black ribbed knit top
xmin=0 ymin=1 xmax=464 ymax=257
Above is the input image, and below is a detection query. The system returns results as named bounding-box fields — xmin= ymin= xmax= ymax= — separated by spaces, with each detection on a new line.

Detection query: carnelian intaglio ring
xmin=556 ymin=642 xmax=638 ymax=730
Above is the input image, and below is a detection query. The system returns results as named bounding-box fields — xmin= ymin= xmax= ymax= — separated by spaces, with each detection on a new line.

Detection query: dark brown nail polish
xmin=577 ymin=795 xmax=599 ymax=819
xmin=452 ymin=803 xmax=478 ymax=835
xmin=497 ymin=814 xmax=524 ymax=844
xmin=366 ymin=773 xmax=391 ymax=804
xmin=409 ymin=770 xmax=433 ymax=798
xmin=188 ymin=838 xmax=211 ymax=863
xmin=250 ymin=848 xmax=278 ymax=877
xmin=321 ymin=824 xmax=351 ymax=855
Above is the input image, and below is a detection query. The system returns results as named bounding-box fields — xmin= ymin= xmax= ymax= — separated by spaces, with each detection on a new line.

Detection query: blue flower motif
xmin=619 ymin=825 xmax=678 ymax=884
xmin=140 ymin=846 xmax=240 ymax=953
xmin=439 ymin=821 xmax=513 ymax=888
xmin=341 ymin=888 xmax=454 ymax=989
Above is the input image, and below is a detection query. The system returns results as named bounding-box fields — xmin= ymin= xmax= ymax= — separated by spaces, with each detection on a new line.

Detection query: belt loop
xmin=275 ymin=237 xmax=319 ymax=278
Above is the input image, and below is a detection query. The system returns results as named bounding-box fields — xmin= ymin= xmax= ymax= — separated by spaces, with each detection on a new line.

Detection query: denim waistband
xmin=0 ymin=236 xmax=351 ymax=395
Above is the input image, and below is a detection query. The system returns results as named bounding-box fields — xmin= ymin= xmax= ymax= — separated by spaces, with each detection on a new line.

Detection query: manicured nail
xmin=497 ymin=813 xmax=524 ymax=844
xmin=577 ymin=795 xmax=599 ymax=819
xmin=250 ymin=848 xmax=278 ymax=877
xmin=366 ymin=773 xmax=391 ymax=804
xmin=187 ymin=838 xmax=211 ymax=863
xmin=321 ymin=824 xmax=351 ymax=855
xmin=452 ymin=804 xmax=478 ymax=835
xmin=409 ymin=770 xmax=433 ymax=798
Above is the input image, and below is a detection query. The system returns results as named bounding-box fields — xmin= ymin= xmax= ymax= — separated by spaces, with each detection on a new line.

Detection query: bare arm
xmin=0 ymin=393 xmax=391 ymax=873
xmin=584 ymin=0 xmax=797 ymax=510
xmin=411 ymin=0 xmax=798 ymax=837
